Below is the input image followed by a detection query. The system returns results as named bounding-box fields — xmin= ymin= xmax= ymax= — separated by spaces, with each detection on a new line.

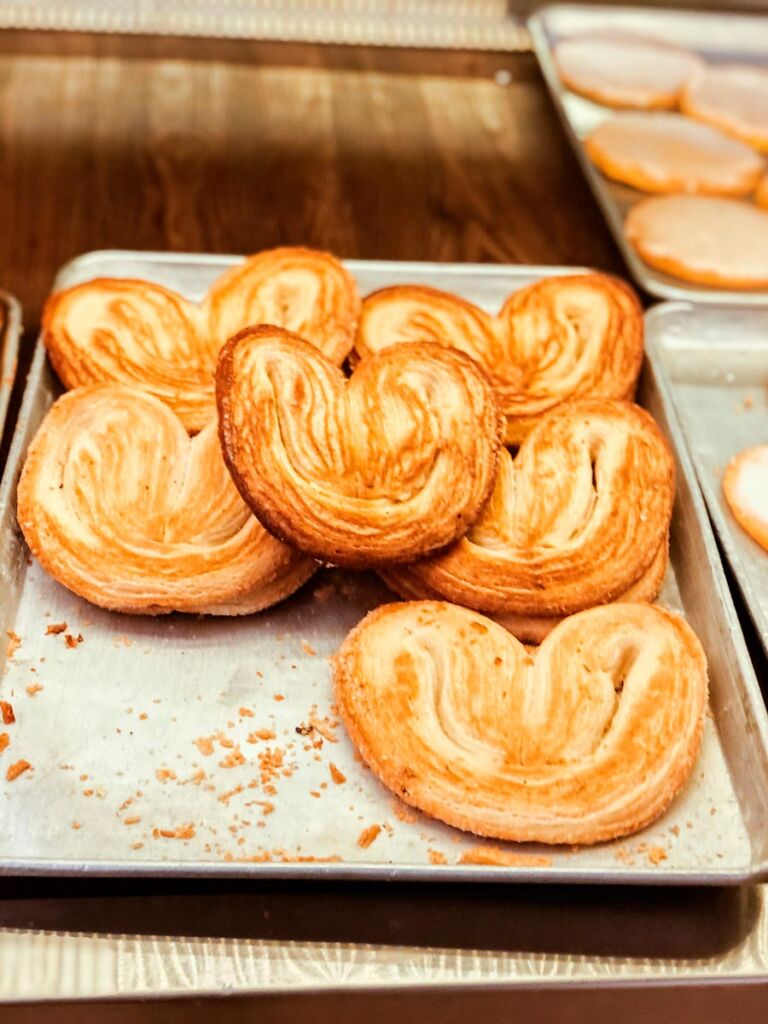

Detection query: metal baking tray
xmin=529 ymin=4 xmax=768 ymax=305
xmin=0 ymin=251 xmax=766 ymax=885
xmin=646 ymin=302 xmax=768 ymax=658
xmin=0 ymin=291 xmax=21 ymax=452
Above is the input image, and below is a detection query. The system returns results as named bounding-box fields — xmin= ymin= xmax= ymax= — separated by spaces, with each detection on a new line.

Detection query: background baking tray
xmin=646 ymin=302 xmax=768 ymax=659
xmin=0 ymin=292 xmax=21 ymax=455
xmin=0 ymin=252 xmax=767 ymax=885
xmin=529 ymin=4 xmax=768 ymax=305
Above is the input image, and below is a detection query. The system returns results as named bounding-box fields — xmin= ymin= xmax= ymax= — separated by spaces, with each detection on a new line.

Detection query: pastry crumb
xmin=648 ymin=846 xmax=667 ymax=865
xmin=6 ymin=759 xmax=31 ymax=781
xmin=5 ymin=630 xmax=21 ymax=659
xmin=0 ymin=733 xmax=8 ymax=753
xmin=71 ymin=821 xmax=82 ymax=830
xmin=239 ymin=707 xmax=254 ymax=717
xmin=152 ymin=824 xmax=196 ymax=840
xmin=357 ymin=824 xmax=382 ymax=849
xmin=329 ymin=762 xmax=346 ymax=785
xmin=124 ymin=816 xmax=141 ymax=826
xmin=194 ymin=736 xmax=214 ymax=756
xmin=247 ymin=728 xmax=275 ymax=743
xmin=64 ymin=633 xmax=84 ymax=649
xmin=301 ymin=639 xmax=317 ymax=657
xmin=273 ymin=694 xmax=284 ymax=702
xmin=156 ymin=768 xmax=177 ymax=782
xmin=0 ymin=701 xmax=15 ymax=724
xmin=220 ymin=750 xmax=245 ymax=769
xmin=25 ymin=683 xmax=43 ymax=697
xmin=459 ymin=846 xmax=553 ymax=868
xmin=45 ymin=622 xmax=67 ymax=636
xmin=428 ymin=849 xmax=448 ymax=865
xmin=132 ymin=841 xmax=144 ymax=850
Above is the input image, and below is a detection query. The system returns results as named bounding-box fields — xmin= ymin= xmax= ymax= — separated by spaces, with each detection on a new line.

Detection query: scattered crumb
xmin=124 ymin=816 xmax=141 ymax=826
xmin=155 ymin=768 xmax=177 ymax=782
xmin=273 ymin=694 xmax=284 ymax=702
xmin=428 ymin=849 xmax=448 ymax=865
xmin=138 ymin=713 xmax=147 ymax=721
xmin=219 ymin=784 xmax=244 ymax=805
xmin=132 ymin=842 xmax=144 ymax=850
xmin=744 ymin=395 xmax=754 ymax=410
xmin=357 ymin=824 xmax=382 ymax=849
xmin=64 ymin=633 xmax=84 ymax=649
xmin=194 ymin=737 xmax=214 ymax=756
xmin=459 ymin=846 xmax=553 ymax=868
xmin=152 ymin=824 xmax=196 ymax=840
xmin=247 ymin=728 xmax=276 ymax=743
xmin=71 ymin=821 xmax=82 ymax=830
xmin=25 ymin=684 xmax=43 ymax=697
xmin=220 ymin=750 xmax=245 ymax=769
xmin=6 ymin=759 xmax=31 ymax=781
xmin=329 ymin=763 xmax=346 ymax=785
xmin=670 ymin=826 xmax=680 ymax=837
xmin=310 ymin=790 xmax=321 ymax=798
xmin=112 ymin=635 xmax=132 ymax=648
xmin=45 ymin=622 xmax=67 ymax=636
xmin=301 ymin=639 xmax=317 ymax=657
xmin=82 ymin=789 xmax=94 ymax=797
xmin=309 ymin=716 xmax=338 ymax=742
xmin=648 ymin=846 xmax=668 ymax=866
xmin=5 ymin=630 xmax=21 ymax=659
xmin=217 ymin=734 xmax=235 ymax=749
xmin=0 ymin=733 xmax=8 ymax=753
xmin=0 ymin=701 xmax=15 ymax=724
xmin=391 ymin=800 xmax=418 ymax=824
xmin=239 ymin=707 xmax=254 ymax=718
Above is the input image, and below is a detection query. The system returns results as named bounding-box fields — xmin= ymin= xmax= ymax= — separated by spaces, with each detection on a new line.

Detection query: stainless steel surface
xmin=0 ymin=293 xmax=21 ymax=451
xmin=0 ymin=252 xmax=766 ymax=884
xmin=529 ymin=4 xmax=768 ymax=305
xmin=646 ymin=303 xmax=768 ymax=657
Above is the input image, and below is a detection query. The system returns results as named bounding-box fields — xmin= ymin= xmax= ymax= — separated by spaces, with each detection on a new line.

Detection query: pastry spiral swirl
xmin=356 ymin=273 xmax=643 ymax=444
xmin=334 ymin=601 xmax=707 ymax=845
xmin=43 ymin=247 xmax=360 ymax=433
xmin=216 ymin=326 xmax=501 ymax=567
xmin=381 ymin=399 xmax=674 ymax=644
xmin=17 ymin=386 xmax=317 ymax=614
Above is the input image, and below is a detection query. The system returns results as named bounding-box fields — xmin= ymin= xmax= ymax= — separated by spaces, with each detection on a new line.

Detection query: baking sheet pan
xmin=646 ymin=302 xmax=768 ymax=659
xmin=529 ymin=4 xmax=768 ymax=305
xmin=0 ymin=252 xmax=766 ymax=885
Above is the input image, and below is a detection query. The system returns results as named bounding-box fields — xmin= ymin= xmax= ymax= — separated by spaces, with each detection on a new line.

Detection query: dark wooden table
xmin=0 ymin=28 xmax=765 ymax=1024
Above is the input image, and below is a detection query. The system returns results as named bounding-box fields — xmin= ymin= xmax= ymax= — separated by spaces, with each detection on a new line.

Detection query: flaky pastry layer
xmin=356 ymin=274 xmax=643 ymax=444
xmin=43 ymin=247 xmax=360 ymax=433
xmin=334 ymin=600 xmax=707 ymax=845
xmin=381 ymin=398 xmax=674 ymax=643
xmin=17 ymin=386 xmax=316 ymax=614
xmin=217 ymin=327 xmax=502 ymax=568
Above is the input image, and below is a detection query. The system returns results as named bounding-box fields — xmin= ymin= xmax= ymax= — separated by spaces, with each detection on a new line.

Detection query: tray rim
xmin=1 ymin=251 xmax=766 ymax=886
xmin=528 ymin=2 xmax=768 ymax=307
xmin=0 ymin=289 xmax=22 ymax=448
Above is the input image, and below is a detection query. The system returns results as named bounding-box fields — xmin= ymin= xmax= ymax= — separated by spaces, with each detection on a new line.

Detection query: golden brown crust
xmin=625 ymin=196 xmax=768 ymax=290
xmin=756 ymin=174 xmax=768 ymax=210
xmin=723 ymin=445 xmax=768 ymax=552
xmin=585 ymin=113 xmax=763 ymax=197
xmin=334 ymin=600 xmax=708 ymax=845
xmin=381 ymin=398 xmax=674 ymax=643
xmin=554 ymin=32 xmax=703 ymax=111
xmin=17 ymin=385 xmax=317 ymax=614
xmin=42 ymin=247 xmax=360 ymax=433
xmin=216 ymin=326 xmax=502 ymax=568
xmin=681 ymin=64 xmax=768 ymax=155
xmin=356 ymin=274 xmax=644 ymax=445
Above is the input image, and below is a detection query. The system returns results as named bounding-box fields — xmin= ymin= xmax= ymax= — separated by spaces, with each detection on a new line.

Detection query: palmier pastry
xmin=17 ymin=386 xmax=317 ymax=614
xmin=356 ymin=274 xmax=643 ymax=444
xmin=335 ymin=600 xmax=707 ymax=845
xmin=42 ymin=247 xmax=360 ymax=433
xmin=216 ymin=326 xmax=501 ymax=567
xmin=625 ymin=196 xmax=768 ymax=289
xmin=553 ymin=33 xmax=703 ymax=110
xmin=585 ymin=113 xmax=763 ymax=197
xmin=681 ymin=64 xmax=768 ymax=154
xmin=381 ymin=399 xmax=674 ymax=643
xmin=723 ymin=445 xmax=768 ymax=552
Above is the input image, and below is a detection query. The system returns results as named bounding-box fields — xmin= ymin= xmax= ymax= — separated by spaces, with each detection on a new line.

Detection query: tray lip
xmin=528 ymin=3 xmax=768 ymax=307
xmin=644 ymin=299 xmax=768 ymax=653
xmin=0 ymin=289 xmax=22 ymax=445
xmin=2 ymin=251 xmax=766 ymax=886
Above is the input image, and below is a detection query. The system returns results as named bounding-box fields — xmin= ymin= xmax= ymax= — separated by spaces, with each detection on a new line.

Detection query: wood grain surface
xmin=0 ymin=33 xmax=622 ymax=329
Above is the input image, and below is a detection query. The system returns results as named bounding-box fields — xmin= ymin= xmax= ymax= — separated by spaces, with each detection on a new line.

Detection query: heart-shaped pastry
xmin=355 ymin=273 xmax=643 ymax=444
xmin=216 ymin=326 xmax=502 ymax=567
xmin=382 ymin=398 xmax=674 ymax=643
xmin=17 ymin=386 xmax=317 ymax=614
xmin=43 ymin=247 xmax=360 ymax=433
xmin=334 ymin=600 xmax=707 ymax=845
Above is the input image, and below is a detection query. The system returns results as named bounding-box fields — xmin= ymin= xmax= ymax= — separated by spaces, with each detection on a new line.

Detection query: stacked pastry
xmin=18 ymin=257 xmax=708 ymax=847
xmin=554 ymin=32 xmax=768 ymax=289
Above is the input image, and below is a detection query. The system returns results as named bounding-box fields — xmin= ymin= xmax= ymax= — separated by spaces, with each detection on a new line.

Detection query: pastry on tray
xmin=723 ymin=445 xmax=768 ymax=552
xmin=681 ymin=64 xmax=768 ymax=154
xmin=17 ymin=386 xmax=317 ymax=614
xmin=42 ymin=247 xmax=360 ymax=433
xmin=334 ymin=600 xmax=707 ymax=845
xmin=757 ymin=174 xmax=768 ymax=210
xmin=216 ymin=326 xmax=501 ymax=568
xmin=553 ymin=32 xmax=703 ymax=110
xmin=381 ymin=398 xmax=674 ymax=643
xmin=356 ymin=273 xmax=643 ymax=444
xmin=625 ymin=195 xmax=768 ymax=289
xmin=585 ymin=113 xmax=763 ymax=197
